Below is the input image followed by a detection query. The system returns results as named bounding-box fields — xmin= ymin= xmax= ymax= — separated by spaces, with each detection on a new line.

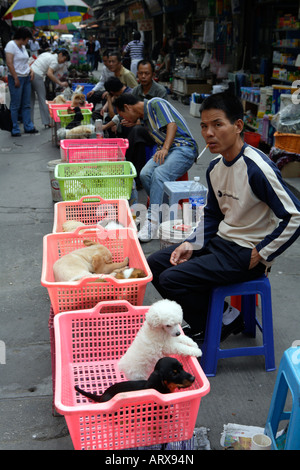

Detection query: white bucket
xmin=159 ymin=219 xmax=194 ymax=249
xmin=47 ymin=159 xmax=63 ymax=202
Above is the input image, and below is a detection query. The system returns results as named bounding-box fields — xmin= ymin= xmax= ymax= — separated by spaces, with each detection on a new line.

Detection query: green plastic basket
xmin=57 ymin=109 xmax=92 ymax=127
xmin=54 ymin=161 xmax=137 ymax=200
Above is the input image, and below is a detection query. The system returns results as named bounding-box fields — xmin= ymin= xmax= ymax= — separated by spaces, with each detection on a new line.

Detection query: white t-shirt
xmin=31 ymin=52 xmax=59 ymax=78
xmin=5 ymin=40 xmax=30 ymax=76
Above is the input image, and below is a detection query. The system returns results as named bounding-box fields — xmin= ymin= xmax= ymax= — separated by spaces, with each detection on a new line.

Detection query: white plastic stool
xmin=162 ymin=181 xmax=207 ymax=220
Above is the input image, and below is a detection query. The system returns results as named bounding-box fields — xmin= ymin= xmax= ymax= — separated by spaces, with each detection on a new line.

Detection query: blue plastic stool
xmin=145 ymin=144 xmax=157 ymax=162
xmin=265 ymin=347 xmax=300 ymax=450
xmin=201 ymin=275 xmax=276 ymax=376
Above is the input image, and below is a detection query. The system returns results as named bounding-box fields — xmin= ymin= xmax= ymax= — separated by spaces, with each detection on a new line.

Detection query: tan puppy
xmin=53 ymin=95 xmax=67 ymax=104
xmin=53 ymin=239 xmax=129 ymax=282
xmin=71 ymin=92 xmax=86 ymax=107
xmin=62 ymin=220 xmax=86 ymax=232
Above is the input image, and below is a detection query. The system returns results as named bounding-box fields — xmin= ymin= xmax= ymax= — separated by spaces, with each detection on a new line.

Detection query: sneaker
xmin=138 ymin=219 xmax=157 ymax=243
xmin=221 ymin=313 xmax=245 ymax=342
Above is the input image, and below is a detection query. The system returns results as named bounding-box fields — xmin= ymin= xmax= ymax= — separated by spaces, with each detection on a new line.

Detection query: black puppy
xmin=66 ymin=106 xmax=84 ymax=130
xmin=75 ymin=357 xmax=195 ymax=403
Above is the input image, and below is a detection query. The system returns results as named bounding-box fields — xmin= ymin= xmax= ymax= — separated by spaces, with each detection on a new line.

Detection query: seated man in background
xmin=102 ymin=76 xmax=132 ymax=138
xmin=108 ymin=51 xmax=138 ymax=89
xmin=121 ymin=59 xmax=169 ymax=189
xmin=132 ymin=59 xmax=168 ymax=101
xmin=115 ymin=93 xmax=198 ymax=242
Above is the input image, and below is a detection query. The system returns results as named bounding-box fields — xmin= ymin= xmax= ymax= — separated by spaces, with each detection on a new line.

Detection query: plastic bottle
xmin=95 ymin=119 xmax=103 ymax=138
xmin=189 ymin=176 xmax=205 ymax=225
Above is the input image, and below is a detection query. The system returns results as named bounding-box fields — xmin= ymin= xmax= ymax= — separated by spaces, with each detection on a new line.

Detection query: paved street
xmin=0 ymin=71 xmax=299 ymax=450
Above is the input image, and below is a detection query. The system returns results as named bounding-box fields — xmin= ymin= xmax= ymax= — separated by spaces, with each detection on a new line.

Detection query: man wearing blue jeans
xmin=115 ymin=94 xmax=198 ymax=242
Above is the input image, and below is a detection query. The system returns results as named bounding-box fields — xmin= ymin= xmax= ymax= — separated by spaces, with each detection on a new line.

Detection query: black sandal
xmin=44 ymin=124 xmax=53 ymax=129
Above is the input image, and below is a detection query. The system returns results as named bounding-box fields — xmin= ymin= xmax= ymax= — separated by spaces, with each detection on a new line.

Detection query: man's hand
xmin=86 ymin=90 xmax=94 ymax=99
xmin=249 ymin=247 xmax=262 ymax=269
xmin=170 ymin=241 xmax=193 ymax=266
xmin=153 ymin=147 xmax=169 ymax=165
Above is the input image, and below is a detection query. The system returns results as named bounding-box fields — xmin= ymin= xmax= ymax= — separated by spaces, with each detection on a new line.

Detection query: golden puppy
xmin=53 ymin=239 xmax=129 ymax=282
xmin=53 ymin=95 xmax=67 ymax=104
xmin=62 ymin=220 xmax=86 ymax=232
xmin=71 ymin=92 xmax=86 ymax=107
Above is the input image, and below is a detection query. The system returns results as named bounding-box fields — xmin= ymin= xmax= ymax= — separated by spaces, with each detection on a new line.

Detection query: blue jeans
xmin=8 ymin=74 xmax=35 ymax=135
xmin=140 ymin=145 xmax=197 ymax=223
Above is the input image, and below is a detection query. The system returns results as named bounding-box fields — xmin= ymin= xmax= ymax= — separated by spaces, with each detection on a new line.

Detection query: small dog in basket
xmin=74 ymin=357 xmax=195 ymax=402
xmin=62 ymin=219 xmax=124 ymax=233
xmin=70 ymin=92 xmax=86 ymax=108
xmin=118 ymin=299 xmax=202 ymax=380
xmin=53 ymin=239 xmax=129 ymax=282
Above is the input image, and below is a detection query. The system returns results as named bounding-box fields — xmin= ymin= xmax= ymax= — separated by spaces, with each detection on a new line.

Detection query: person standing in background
xmin=86 ymin=35 xmax=95 ymax=70
xmin=93 ymin=36 xmax=101 ymax=71
xmin=123 ymin=31 xmax=144 ymax=77
xmin=5 ymin=27 xmax=38 ymax=137
xmin=30 ymin=49 xmax=70 ymax=128
xmin=39 ymin=36 xmax=50 ymax=54
xmin=28 ymin=37 xmax=39 ymax=57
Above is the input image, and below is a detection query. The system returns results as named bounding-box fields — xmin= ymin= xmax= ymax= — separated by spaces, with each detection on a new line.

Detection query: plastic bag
xmin=0 ymin=104 xmax=13 ymax=132
xmin=271 ymin=103 xmax=300 ymax=134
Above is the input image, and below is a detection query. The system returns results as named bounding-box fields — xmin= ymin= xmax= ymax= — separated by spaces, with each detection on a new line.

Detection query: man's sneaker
xmin=221 ymin=313 xmax=245 ymax=342
xmin=138 ymin=219 xmax=157 ymax=243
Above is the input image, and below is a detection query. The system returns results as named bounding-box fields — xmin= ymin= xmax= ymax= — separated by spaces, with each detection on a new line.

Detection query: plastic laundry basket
xmin=54 ymin=300 xmax=210 ymax=450
xmin=60 ymin=138 xmax=129 ymax=161
xmin=54 ymin=161 xmax=136 ymax=200
xmin=41 ymin=226 xmax=152 ymax=314
xmin=57 ymin=109 xmax=92 ymax=128
xmin=52 ymin=195 xmax=136 ymax=233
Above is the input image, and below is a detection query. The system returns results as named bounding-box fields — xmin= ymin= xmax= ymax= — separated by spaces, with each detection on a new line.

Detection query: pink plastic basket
xmin=52 ymin=195 xmax=136 ymax=233
xmin=46 ymin=101 xmax=71 ymax=119
xmin=54 ymin=300 xmax=210 ymax=450
xmin=41 ymin=226 xmax=152 ymax=315
xmin=60 ymin=138 xmax=129 ymax=162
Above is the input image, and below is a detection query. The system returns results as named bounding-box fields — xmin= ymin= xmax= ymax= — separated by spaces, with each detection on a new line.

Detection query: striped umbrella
xmin=3 ymin=0 xmax=90 ymax=27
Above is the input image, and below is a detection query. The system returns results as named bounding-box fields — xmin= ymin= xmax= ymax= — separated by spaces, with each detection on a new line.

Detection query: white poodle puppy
xmin=118 ymin=299 xmax=202 ymax=380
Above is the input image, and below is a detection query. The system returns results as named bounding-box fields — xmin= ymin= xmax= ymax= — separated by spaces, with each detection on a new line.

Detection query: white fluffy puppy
xmin=118 ymin=299 xmax=202 ymax=380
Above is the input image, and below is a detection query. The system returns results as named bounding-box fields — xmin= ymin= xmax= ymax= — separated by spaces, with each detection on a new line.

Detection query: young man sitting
xmin=147 ymin=92 xmax=300 ymax=342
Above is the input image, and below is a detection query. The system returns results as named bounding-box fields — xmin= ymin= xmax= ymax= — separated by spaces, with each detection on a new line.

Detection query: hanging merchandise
xmin=201 ymin=51 xmax=212 ymax=70
xmin=204 ymin=20 xmax=215 ymax=43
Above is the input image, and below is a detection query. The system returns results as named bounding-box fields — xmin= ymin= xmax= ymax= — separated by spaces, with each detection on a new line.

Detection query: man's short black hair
xmin=200 ymin=92 xmax=244 ymax=123
xmin=114 ymin=93 xmax=139 ymax=111
xmin=137 ymin=59 xmax=155 ymax=73
xmin=104 ymin=76 xmax=123 ymax=92
xmin=108 ymin=50 xmax=122 ymax=62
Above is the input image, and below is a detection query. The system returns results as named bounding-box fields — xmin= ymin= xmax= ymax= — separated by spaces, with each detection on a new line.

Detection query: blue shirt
xmin=142 ymin=98 xmax=198 ymax=151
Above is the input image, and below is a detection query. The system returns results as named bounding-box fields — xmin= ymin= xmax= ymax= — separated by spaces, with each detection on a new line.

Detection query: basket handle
xmin=72 ymin=224 xmax=105 ymax=235
xmin=78 ymin=195 xmax=105 ymax=204
xmin=94 ymin=299 xmax=138 ymax=315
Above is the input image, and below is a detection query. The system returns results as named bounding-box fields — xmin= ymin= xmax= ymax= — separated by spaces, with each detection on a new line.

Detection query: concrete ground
xmin=0 ymin=68 xmax=299 ymax=450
